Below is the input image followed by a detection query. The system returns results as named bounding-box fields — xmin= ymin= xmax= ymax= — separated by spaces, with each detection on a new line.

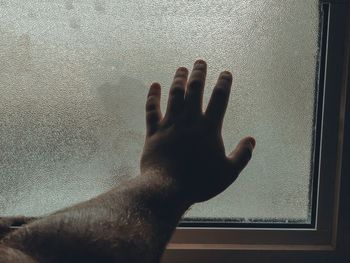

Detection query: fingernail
xmin=150 ymin=82 xmax=161 ymax=89
xmin=177 ymin=67 xmax=188 ymax=73
xmin=195 ymin=59 xmax=206 ymax=65
xmin=221 ymin=70 xmax=232 ymax=76
xmin=220 ymin=71 xmax=232 ymax=81
xmin=248 ymin=137 xmax=256 ymax=149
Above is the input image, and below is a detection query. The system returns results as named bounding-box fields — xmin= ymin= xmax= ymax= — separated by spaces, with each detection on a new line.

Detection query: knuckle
xmin=170 ymin=85 xmax=185 ymax=97
xmin=146 ymin=97 xmax=158 ymax=111
xmin=146 ymin=103 xmax=156 ymax=111
xmin=188 ymin=79 xmax=204 ymax=90
xmin=246 ymin=149 xmax=252 ymax=160
xmin=172 ymin=77 xmax=186 ymax=86
xmin=174 ymin=71 xmax=188 ymax=79
xmin=243 ymin=148 xmax=252 ymax=162
xmin=213 ymin=86 xmax=229 ymax=98
xmin=146 ymin=110 xmax=159 ymax=122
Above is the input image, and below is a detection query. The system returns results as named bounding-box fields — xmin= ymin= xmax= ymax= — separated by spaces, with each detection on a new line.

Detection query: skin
xmin=0 ymin=217 xmax=38 ymax=239
xmin=0 ymin=60 xmax=255 ymax=263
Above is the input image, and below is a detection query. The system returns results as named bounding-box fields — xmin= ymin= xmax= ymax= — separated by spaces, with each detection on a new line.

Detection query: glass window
xmin=0 ymin=0 xmax=319 ymax=225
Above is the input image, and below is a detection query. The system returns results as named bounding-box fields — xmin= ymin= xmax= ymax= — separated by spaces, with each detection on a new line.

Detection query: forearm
xmin=0 ymin=216 xmax=39 ymax=239
xmin=3 ymin=172 xmax=190 ymax=263
xmin=1 ymin=60 xmax=254 ymax=263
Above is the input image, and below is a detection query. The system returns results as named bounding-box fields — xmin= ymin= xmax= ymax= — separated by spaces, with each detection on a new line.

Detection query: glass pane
xmin=0 ymin=0 xmax=319 ymax=224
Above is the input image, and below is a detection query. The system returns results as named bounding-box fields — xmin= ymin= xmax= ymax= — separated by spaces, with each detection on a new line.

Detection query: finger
xmin=163 ymin=67 xmax=188 ymax=124
xmin=205 ymin=71 xmax=232 ymax=131
xmin=184 ymin=59 xmax=207 ymax=118
xmin=146 ymin=83 xmax=162 ymax=136
xmin=228 ymin=136 xmax=256 ymax=174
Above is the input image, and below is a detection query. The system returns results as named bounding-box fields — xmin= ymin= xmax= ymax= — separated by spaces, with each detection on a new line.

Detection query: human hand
xmin=140 ymin=60 xmax=255 ymax=204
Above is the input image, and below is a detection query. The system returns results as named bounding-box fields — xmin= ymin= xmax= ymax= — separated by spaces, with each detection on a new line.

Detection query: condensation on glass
xmin=0 ymin=0 xmax=319 ymax=223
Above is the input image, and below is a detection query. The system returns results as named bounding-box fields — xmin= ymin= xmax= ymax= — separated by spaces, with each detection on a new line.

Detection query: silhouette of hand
xmin=141 ymin=60 xmax=255 ymax=204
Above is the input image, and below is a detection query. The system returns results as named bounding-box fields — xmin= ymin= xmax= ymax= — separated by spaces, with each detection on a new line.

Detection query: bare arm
xmin=1 ymin=60 xmax=255 ymax=263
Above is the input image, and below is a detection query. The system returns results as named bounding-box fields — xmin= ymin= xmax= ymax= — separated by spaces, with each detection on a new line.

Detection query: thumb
xmin=228 ymin=136 xmax=256 ymax=174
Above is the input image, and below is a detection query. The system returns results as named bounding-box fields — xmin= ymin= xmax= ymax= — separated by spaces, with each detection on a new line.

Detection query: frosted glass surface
xmin=0 ymin=0 xmax=319 ymax=223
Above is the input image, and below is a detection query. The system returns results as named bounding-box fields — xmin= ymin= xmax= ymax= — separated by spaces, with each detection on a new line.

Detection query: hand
xmin=140 ymin=60 xmax=255 ymax=204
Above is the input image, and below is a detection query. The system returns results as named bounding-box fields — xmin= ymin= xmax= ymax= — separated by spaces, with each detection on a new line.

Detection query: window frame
xmin=163 ymin=0 xmax=350 ymax=262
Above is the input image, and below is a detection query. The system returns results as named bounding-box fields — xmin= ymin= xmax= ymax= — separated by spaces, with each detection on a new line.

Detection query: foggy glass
xmin=0 ymin=0 xmax=319 ymax=223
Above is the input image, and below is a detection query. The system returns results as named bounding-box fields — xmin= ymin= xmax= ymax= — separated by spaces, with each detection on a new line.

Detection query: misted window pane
xmin=0 ymin=0 xmax=319 ymax=224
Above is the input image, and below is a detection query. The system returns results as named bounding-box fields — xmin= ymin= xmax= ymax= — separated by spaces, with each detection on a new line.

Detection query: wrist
xmin=130 ymin=170 xmax=192 ymax=220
